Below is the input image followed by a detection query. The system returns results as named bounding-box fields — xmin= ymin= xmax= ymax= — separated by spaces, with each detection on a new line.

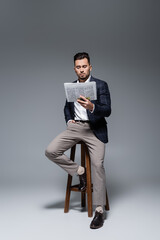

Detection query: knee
xmin=45 ymin=147 xmax=59 ymax=159
xmin=45 ymin=148 xmax=51 ymax=158
xmin=45 ymin=148 xmax=54 ymax=158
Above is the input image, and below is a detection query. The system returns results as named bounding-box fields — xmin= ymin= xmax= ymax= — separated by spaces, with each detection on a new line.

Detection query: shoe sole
xmin=90 ymin=223 xmax=103 ymax=229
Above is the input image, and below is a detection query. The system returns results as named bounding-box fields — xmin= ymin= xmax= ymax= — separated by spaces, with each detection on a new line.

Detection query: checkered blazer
xmin=64 ymin=76 xmax=111 ymax=143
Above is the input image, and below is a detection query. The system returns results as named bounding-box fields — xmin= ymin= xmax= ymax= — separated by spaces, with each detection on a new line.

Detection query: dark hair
xmin=74 ymin=52 xmax=90 ymax=65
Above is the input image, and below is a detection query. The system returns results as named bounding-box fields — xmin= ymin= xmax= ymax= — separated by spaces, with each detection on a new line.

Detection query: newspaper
xmin=64 ymin=82 xmax=97 ymax=102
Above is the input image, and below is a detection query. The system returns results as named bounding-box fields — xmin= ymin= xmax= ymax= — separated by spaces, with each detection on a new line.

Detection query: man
xmin=45 ymin=52 xmax=111 ymax=229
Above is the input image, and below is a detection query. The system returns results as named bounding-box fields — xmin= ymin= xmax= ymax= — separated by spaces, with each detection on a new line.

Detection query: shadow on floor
xmin=43 ymin=176 xmax=136 ymax=213
xmin=43 ymin=193 xmax=86 ymax=212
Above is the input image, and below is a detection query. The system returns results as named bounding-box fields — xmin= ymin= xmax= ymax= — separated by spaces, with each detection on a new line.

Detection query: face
xmin=74 ymin=58 xmax=92 ymax=82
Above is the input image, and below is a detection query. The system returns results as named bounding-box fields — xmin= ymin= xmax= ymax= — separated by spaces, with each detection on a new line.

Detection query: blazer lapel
xmin=90 ymin=76 xmax=95 ymax=82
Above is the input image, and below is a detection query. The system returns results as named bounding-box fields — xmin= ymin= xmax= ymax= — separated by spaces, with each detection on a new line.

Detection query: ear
xmin=90 ymin=65 xmax=92 ymax=71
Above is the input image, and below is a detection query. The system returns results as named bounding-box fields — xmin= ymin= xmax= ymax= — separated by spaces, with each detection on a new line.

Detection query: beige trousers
xmin=45 ymin=121 xmax=107 ymax=206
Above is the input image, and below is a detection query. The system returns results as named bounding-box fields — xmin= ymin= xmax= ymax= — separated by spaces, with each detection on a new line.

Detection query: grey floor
xmin=1 ymin=177 xmax=160 ymax=240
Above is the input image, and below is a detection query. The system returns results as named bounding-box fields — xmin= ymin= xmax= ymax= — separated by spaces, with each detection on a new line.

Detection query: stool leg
xmin=64 ymin=175 xmax=72 ymax=213
xmin=64 ymin=145 xmax=76 ymax=213
xmin=85 ymin=146 xmax=93 ymax=217
xmin=105 ymin=187 xmax=110 ymax=211
xmin=81 ymin=143 xmax=86 ymax=208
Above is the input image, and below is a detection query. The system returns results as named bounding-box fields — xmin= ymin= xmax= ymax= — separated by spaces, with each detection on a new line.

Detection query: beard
xmin=78 ymin=73 xmax=89 ymax=82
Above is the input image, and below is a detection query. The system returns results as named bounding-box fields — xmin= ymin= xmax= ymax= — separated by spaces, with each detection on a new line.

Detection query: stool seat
xmin=64 ymin=141 xmax=110 ymax=217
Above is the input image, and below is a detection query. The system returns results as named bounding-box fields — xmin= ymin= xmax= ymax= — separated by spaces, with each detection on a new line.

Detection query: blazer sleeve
xmin=64 ymin=100 xmax=74 ymax=123
xmin=93 ymin=81 xmax=111 ymax=118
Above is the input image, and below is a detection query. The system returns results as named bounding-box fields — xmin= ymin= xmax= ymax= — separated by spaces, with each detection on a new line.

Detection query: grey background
xmin=1 ymin=0 xmax=159 ymax=184
xmin=0 ymin=0 xmax=160 ymax=239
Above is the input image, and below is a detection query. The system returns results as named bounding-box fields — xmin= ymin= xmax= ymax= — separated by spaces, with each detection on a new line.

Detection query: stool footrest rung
xmin=70 ymin=184 xmax=93 ymax=192
xmin=70 ymin=184 xmax=81 ymax=192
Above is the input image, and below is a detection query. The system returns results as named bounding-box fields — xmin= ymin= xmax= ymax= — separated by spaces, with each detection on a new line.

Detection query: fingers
xmin=77 ymin=101 xmax=88 ymax=109
xmin=79 ymin=95 xmax=86 ymax=101
xmin=77 ymin=95 xmax=92 ymax=110
xmin=77 ymin=95 xmax=88 ymax=104
xmin=77 ymin=99 xmax=87 ymax=105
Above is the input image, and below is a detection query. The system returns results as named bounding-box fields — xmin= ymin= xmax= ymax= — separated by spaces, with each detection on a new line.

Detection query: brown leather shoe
xmin=90 ymin=211 xmax=104 ymax=229
xmin=78 ymin=169 xmax=86 ymax=191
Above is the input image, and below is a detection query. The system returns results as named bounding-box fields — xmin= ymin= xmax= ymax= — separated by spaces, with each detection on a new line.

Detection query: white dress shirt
xmin=74 ymin=75 xmax=93 ymax=121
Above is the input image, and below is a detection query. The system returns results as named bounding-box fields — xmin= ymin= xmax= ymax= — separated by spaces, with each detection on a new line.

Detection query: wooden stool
xmin=64 ymin=141 xmax=110 ymax=217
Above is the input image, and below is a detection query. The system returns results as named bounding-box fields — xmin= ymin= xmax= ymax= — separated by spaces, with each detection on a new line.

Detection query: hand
xmin=68 ymin=120 xmax=76 ymax=124
xmin=77 ymin=95 xmax=94 ymax=111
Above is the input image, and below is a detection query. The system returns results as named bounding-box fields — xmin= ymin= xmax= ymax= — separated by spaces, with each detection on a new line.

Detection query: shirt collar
xmin=77 ymin=75 xmax=91 ymax=83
